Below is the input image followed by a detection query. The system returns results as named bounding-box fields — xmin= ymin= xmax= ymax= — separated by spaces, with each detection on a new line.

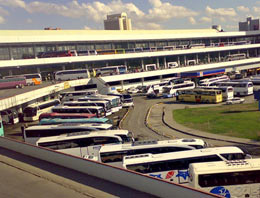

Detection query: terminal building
xmin=1 ymin=28 xmax=260 ymax=112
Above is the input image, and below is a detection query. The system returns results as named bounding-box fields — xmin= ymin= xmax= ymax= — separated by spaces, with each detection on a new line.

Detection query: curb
xmin=145 ymin=103 xmax=173 ymax=139
xmin=118 ymin=107 xmax=131 ymax=129
xmin=162 ymin=107 xmax=260 ymax=147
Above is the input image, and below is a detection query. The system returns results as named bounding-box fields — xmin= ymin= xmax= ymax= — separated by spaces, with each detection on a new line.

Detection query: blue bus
xmin=0 ymin=115 xmax=4 ymax=137
xmin=38 ymin=117 xmax=112 ymax=125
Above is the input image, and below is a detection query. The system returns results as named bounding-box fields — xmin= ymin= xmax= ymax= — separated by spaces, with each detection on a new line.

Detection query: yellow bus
xmin=177 ymin=89 xmax=222 ymax=104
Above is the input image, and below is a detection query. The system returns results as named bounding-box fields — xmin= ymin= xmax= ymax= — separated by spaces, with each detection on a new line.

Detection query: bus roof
xmin=189 ymin=159 xmax=260 ymax=174
xmin=63 ymin=101 xmax=109 ymax=105
xmin=99 ymin=139 xmax=206 ymax=153
xmin=25 ymin=99 xmax=60 ymax=108
xmin=25 ymin=122 xmax=112 ymax=130
xmin=39 ymin=117 xmax=109 ymax=124
xmin=53 ymin=105 xmax=104 ymax=110
xmin=39 ymin=112 xmax=96 ymax=118
xmin=36 ymin=129 xmax=130 ymax=144
xmin=123 ymin=146 xmax=244 ymax=165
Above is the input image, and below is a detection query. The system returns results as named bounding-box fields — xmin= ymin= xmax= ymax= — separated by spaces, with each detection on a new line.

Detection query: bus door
xmin=0 ymin=115 xmax=4 ymax=137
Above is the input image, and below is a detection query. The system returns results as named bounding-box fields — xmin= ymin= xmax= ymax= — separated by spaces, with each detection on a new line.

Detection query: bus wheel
xmin=206 ymin=100 xmax=210 ymax=104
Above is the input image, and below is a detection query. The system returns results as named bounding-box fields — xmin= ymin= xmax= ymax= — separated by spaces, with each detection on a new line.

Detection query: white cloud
xmin=134 ymin=22 xmax=162 ymax=30
xmin=206 ymin=6 xmax=237 ymax=17
xmin=0 ymin=15 xmax=5 ymax=24
xmin=0 ymin=0 xmax=25 ymax=8
xmin=237 ymin=6 xmax=249 ymax=13
xmin=26 ymin=18 xmax=32 ymax=23
xmin=200 ymin=16 xmax=212 ymax=23
xmin=189 ymin=17 xmax=196 ymax=25
xmin=253 ymin=6 xmax=260 ymax=13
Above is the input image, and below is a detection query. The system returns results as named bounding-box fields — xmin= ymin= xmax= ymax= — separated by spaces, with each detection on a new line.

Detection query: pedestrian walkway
xmin=147 ymin=102 xmax=260 ymax=147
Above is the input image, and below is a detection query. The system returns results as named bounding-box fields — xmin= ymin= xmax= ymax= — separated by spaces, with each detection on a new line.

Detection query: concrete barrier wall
xmin=0 ymin=137 xmax=219 ymax=198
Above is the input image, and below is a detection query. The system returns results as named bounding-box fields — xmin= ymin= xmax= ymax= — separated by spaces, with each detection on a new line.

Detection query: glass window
xmin=0 ymin=47 xmax=10 ymax=60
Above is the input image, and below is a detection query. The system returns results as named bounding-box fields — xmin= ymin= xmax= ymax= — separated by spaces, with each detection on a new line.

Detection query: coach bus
xmin=226 ymin=53 xmax=246 ymax=61
xmin=39 ymin=117 xmax=112 ymax=125
xmin=23 ymin=99 xmax=60 ymax=122
xmin=123 ymin=146 xmax=248 ymax=185
xmin=92 ymin=139 xmax=208 ymax=167
xmin=196 ymin=86 xmax=234 ymax=101
xmin=4 ymin=73 xmax=42 ymax=85
xmin=54 ymin=69 xmax=90 ymax=81
xmin=95 ymin=65 xmax=127 ymax=76
xmin=36 ymin=130 xmax=134 ymax=157
xmin=188 ymin=159 xmax=260 ymax=198
xmin=52 ymin=106 xmax=106 ymax=118
xmin=198 ymin=75 xmax=230 ymax=87
xmin=162 ymin=81 xmax=195 ymax=98
xmin=22 ymin=123 xmax=114 ymax=144
xmin=177 ymin=89 xmax=223 ymax=103
xmin=37 ymin=50 xmax=77 ymax=58
xmin=213 ymin=81 xmax=254 ymax=96
xmin=63 ymin=101 xmax=112 ymax=116
xmin=59 ymin=90 xmax=98 ymax=102
xmin=39 ymin=112 xmax=96 ymax=121
xmin=0 ymin=77 xmax=26 ymax=89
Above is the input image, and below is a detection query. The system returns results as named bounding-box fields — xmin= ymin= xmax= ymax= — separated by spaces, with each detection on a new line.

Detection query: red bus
xmin=37 ymin=50 xmax=77 ymax=58
xmin=0 ymin=77 xmax=26 ymax=89
xmin=39 ymin=112 xmax=96 ymax=121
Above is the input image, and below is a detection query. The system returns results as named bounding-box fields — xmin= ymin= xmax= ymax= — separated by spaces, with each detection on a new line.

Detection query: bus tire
xmin=206 ymin=100 xmax=210 ymax=104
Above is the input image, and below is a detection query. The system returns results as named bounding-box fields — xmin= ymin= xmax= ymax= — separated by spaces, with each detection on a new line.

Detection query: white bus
xmin=59 ymin=90 xmax=98 ymax=102
xmin=188 ymin=43 xmax=206 ymax=49
xmin=226 ymin=53 xmax=246 ymax=61
xmin=146 ymin=81 xmax=170 ymax=97
xmin=188 ymin=159 xmax=260 ymax=198
xmin=95 ymin=65 xmax=127 ymax=76
xmin=78 ymin=94 xmax=122 ymax=113
xmin=162 ymin=81 xmax=195 ymax=98
xmin=196 ymin=86 xmax=234 ymax=101
xmin=145 ymin=64 xmax=157 ymax=71
xmin=213 ymin=81 xmax=254 ymax=96
xmin=22 ymin=123 xmax=115 ymax=144
xmin=36 ymin=130 xmax=134 ymax=158
xmin=198 ymin=75 xmax=230 ymax=86
xmin=167 ymin=62 xmax=179 ymax=68
xmin=122 ymin=146 xmax=248 ymax=185
xmin=23 ymin=99 xmax=60 ymax=122
xmin=4 ymin=73 xmax=42 ymax=86
xmin=63 ymin=101 xmax=112 ymax=116
xmin=92 ymin=139 xmax=208 ymax=167
xmin=52 ymin=105 xmax=106 ymax=118
xmin=55 ymin=69 xmax=90 ymax=81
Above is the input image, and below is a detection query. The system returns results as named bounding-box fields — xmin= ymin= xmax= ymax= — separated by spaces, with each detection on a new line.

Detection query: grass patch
xmin=173 ymin=102 xmax=260 ymax=141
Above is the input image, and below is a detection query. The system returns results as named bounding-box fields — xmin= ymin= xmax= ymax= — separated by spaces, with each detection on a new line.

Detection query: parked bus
xmin=213 ymin=81 xmax=254 ymax=96
xmin=162 ymin=81 xmax=195 ymax=98
xmin=196 ymin=86 xmax=234 ymax=101
xmin=4 ymin=73 xmax=42 ymax=85
xmin=63 ymin=101 xmax=112 ymax=116
xmin=78 ymin=94 xmax=122 ymax=113
xmin=94 ymin=65 xmax=127 ymax=76
xmin=188 ymin=159 xmax=260 ymax=198
xmin=39 ymin=112 xmax=96 ymax=121
xmin=0 ymin=115 xmax=4 ymax=136
xmin=36 ymin=130 xmax=134 ymax=157
xmin=177 ymin=89 xmax=223 ymax=103
xmin=226 ymin=53 xmax=246 ymax=61
xmin=22 ymin=123 xmax=114 ymax=144
xmin=54 ymin=69 xmax=90 ymax=81
xmin=23 ymin=99 xmax=60 ymax=122
xmin=51 ymin=106 xmax=106 ymax=118
xmin=39 ymin=117 xmax=112 ymax=125
xmin=145 ymin=64 xmax=157 ymax=71
xmin=59 ymin=90 xmax=98 ymax=102
xmin=123 ymin=146 xmax=248 ymax=185
xmin=0 ymin=77 xmax=26 ymax=89
xmin=91 ymin=139 xmax=208 ymax=167
xmin=187 ymin=43 xmax=205 ymax=49
xmin=0 ymin=110 xmax=19 ymax=124
xmin=37 ymin=50 xmax=77 ymax=58
xmin=198 ymin=75 xmax=230 ymax=86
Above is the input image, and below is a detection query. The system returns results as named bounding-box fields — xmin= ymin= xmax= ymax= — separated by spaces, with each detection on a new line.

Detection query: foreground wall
xmin=0 ymin=137 xmax=219 ymax=198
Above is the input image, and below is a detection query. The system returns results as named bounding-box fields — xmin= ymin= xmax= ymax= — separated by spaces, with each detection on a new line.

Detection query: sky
xmin=0 ymin=0 xmax=259 ymax=31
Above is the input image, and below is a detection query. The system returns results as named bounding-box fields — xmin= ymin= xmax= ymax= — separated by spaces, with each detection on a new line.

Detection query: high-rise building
xmin=104 ymin=12 xmax=132 ymax=30
xmin=239 ymin=17 xmax=259 ymax=31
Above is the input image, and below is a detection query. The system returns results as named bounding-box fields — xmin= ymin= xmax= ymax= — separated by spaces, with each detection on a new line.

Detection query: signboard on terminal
xmin=64 ymin=81 xmax=70 ymax=89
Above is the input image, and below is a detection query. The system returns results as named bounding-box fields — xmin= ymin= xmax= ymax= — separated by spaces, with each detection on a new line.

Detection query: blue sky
xmin=0 ymin=0 xmax=259 ymax=31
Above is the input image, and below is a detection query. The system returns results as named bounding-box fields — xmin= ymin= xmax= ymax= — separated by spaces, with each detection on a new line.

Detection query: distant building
xmin=44 ymin=27 xmax=62 ymax=30
xmin=239 ymin=17 xmax=259 ymax=31
xmin=104 ymin=12 xmax=132 ymax=30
